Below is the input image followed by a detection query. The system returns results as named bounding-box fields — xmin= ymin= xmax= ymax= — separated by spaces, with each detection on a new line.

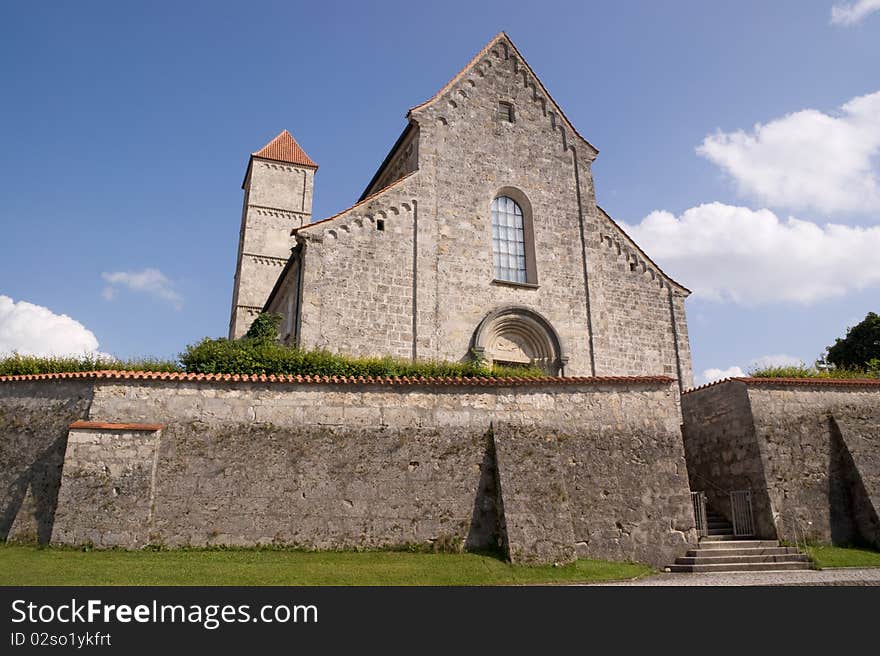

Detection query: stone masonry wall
xmin=682 ymin=380 xmax=880 ymax=547
xmin=831 ymin=413 xmax=880 ymax=548
xmin=588 ymin=214 xmax=693 ymax=386
xmin=1 ymin=376 xmax=696 ymax=566
xmin=280 ymin=175 xmax=422 ymax=360
xmin=0 ymin=381 xmax=93 ymax=543
xmin=746 ymin=384 xmax=880 ymax=546
xmin=53 ymin=426 xmax=161 ymax=548
xmin=680 ymin=381 xmax=776 ymax=538
xmin=411 ymin=42 xmax=595 ymax=374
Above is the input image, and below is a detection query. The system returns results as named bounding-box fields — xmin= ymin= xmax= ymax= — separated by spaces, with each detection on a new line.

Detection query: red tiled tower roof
xmin=252 ymin=130 xmax=317 ymax=168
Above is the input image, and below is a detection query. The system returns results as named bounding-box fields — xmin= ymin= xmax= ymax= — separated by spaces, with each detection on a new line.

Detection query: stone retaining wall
xmin=682 ymin=379 xmax=880 ymax=547
xmin=0 ymin=374 xmax=696 ymax=566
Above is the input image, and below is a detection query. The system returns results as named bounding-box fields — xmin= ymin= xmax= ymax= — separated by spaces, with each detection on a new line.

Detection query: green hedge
xmin=1 ymin=341 xmax=546 ymax=379
xmin=0 ymin=353 xmax=182 ymax=377
xmin=749 ymin=363 xmax=880 ymax=379
xmin=179 ymin=337 xmax=545 ymax=378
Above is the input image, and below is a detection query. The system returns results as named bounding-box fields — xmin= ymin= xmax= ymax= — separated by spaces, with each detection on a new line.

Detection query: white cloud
xmin=749 ymin=354 xmax=804 ymax=370
xmin=621 ymin=202 xmax=880 ymax=305
xmin=700 ymin=366 xmax=745 ymax=385
xmin=831 ymin=0 xmax=880 ymax=25
xmin=697 ymin=90 xmax=880 ymax=216
xmin=698 ymin=354 xmax=806 ymax=386
xmin=101 ymin=268 xmax=183 ymax=310
xmin=0 ymin=295 xmax=101 ymax=357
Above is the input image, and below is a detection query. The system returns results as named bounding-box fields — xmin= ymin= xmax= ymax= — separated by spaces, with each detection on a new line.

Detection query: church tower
xmin=229 ymin=130 xmax=317 ymax=338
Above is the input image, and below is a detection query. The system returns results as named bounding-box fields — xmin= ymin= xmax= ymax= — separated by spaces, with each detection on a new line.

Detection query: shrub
xmin=0 ymin=353 xmax=181 ymax=377
xmin=748 ymin=364 xmax=878 ymax=379
xmin=244 ymin=313 xmax=283 ymax=342
xmin=179 ymin=337 xmax=546 ymax=378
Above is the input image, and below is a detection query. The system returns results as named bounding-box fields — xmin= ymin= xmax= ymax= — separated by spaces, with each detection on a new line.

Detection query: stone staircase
xmin=669 ymin=509 xmax=812 ymax=573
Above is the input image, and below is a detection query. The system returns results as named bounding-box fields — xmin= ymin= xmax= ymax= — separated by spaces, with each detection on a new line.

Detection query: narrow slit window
xmin=376 ymin=219 xmax=385 ymax=231
xmin=491 ymin=196 xmax=527 ymax=283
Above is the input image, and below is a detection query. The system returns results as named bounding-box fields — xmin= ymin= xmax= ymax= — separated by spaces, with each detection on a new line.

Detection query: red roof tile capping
xmin=0 ymin=369 xmax=674 ymax=386
xmin=684 ymin=376 xmax=880 ymax=394
xmin=252 ymin=130 xmax=317 ymax=169
xmin=69 ymin=420 xmax=165 ymax=431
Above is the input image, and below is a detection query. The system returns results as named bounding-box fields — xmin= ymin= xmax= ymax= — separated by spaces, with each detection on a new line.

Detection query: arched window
xmin=491 ymin=196 xmax=527 ymax=283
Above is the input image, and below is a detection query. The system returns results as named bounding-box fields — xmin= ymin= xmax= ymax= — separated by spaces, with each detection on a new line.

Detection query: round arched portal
xmin=472 ymin=306 xmax=566 ymax=375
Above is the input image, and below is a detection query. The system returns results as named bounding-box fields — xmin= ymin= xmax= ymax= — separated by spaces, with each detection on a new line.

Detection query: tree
xmin=826 ymin=312 xmax=880 ymax=370
xmin=243 ymin=312 xmax=282 ymax=343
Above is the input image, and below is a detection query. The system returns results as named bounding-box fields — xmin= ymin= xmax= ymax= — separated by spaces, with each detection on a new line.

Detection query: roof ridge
xmin=294 ymin=170 xmax=418 ymax=233
xmin=597 ymin=205 xmax=691 ymax=294
xmin=408 ymin=32 xmax=506 ymax=114
xmin=0 ymin=369 xmax=675 ymax=387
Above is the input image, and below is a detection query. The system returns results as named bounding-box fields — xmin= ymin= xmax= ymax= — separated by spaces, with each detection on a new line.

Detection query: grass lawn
xmin=807 ymin=545 xmax=880 ymax=569
xmin=0 ymin=545 xmax=652 ymax=586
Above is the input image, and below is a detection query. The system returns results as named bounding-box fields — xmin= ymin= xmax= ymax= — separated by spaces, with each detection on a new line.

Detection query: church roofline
xmin=253 ymin=129 xmax=317 ymax=168
xmin=292 ymin=170 xmax=418 ymax=235
xmin=357 ymin=121 xmax=416 ymax=202
xmin=241 ymin=130 xmax=318 ymax=189
xmin=263 ymin=172 xmax=419 ymax=312
xmin=597 ymin=205 xmax=691 ymax=295
xmin=407 ymin=32 xmax=599 ymax=157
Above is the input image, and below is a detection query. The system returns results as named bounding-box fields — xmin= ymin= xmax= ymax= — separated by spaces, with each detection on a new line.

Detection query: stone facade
xmin=682 ymin=379 xmax=880 ymax=548
xmin=253 ymin=33 xmax=693 ymax=388
xmin=0 ymin=373 xmax=697 ymax=566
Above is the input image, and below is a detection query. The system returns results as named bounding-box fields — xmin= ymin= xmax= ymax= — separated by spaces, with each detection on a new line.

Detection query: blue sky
xmin=0 ymin=1 xmax=878 ymax=382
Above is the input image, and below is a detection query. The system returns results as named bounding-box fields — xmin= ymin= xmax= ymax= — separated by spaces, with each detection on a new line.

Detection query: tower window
xmin=498 ymin=101 xmax=515 ymax=123
xmin=376 ymin=219 xmax=385 ymax=231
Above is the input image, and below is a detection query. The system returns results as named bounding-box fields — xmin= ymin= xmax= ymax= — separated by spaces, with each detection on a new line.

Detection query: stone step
xmin=685 ymin=547 xmax=799 ymax=558
xmin=675 ymin=554 xmax=810 ymax=566
xmin=668 ymin=561 xmax=812 ymax=573
xmin=698 ymin=539 xmax=779 ymax=548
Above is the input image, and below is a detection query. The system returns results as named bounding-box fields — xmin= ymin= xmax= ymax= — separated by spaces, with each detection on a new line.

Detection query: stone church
xmin=229 ymin=32 xmax=694 ymax=389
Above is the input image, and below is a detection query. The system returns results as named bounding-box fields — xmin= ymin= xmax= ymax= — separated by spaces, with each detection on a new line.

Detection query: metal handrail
xmin=786 ymin=515 xmax=809 ymax=557
xmin=691 ymin=491 xmax=709 ymax=537
xmin=690 ymin=471 xmax=730 ymax=495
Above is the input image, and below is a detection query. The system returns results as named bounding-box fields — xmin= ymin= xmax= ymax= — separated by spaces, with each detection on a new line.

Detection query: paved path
xmin=593 ymin=567 xmax=880 ymax=586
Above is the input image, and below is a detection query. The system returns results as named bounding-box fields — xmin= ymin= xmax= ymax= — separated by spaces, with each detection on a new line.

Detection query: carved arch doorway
xmin=471 ymin=306 xmax=566 ymax=375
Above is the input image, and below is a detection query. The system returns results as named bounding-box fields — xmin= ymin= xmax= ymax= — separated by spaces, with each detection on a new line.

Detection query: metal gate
xmin=691 ymin=491 xmax=708 ymax=537
xmin=730 ymin=489 xmax=755 ymax=537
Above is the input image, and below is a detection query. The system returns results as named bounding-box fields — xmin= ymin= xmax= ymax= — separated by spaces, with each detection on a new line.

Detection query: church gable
xmin=408 ymin=32 xmax=598 ymax=163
